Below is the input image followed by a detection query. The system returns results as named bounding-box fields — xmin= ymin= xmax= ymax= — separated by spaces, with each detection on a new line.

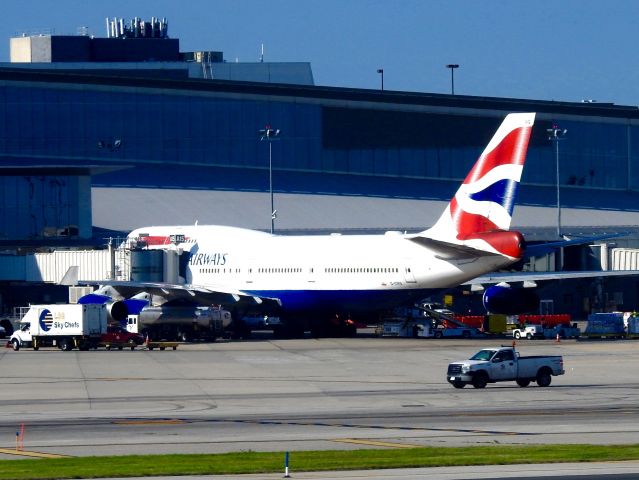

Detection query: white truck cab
xmin=9 ymin=322 xmax=32 ymax=351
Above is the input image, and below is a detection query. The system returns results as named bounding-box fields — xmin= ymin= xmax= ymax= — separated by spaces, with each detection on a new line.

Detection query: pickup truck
xmin=446 ymin=346 xmax=564 ymax=389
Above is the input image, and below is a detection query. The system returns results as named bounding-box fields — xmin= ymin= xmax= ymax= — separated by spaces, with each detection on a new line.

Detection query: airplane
xmin=80 ymin=112 xmax=553 ymax=337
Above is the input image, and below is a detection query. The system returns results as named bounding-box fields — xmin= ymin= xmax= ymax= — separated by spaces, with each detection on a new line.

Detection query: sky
xmin=2 ymin=0 xmax=639 ymax=106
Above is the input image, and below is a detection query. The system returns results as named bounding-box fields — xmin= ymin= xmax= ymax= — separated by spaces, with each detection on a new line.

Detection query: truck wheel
xmin=526 ymin=333 xmax=532 ymax=340
xmin=434 ymin=331 xmax=443 ymax=339
xmin=11 ymin=339 xmax=20 ymax=351
xmin=516 ymin=379 xmax=530 ymax=387
xmin=60 ymin=338 xmax=72 ymax=351
xmin=452 ymin=381 xmax=465 ymax=389
xmin=462 ymin=330 xmax=471 ymax=339
xmin=514 ymin=331 xmax=521 ymax=339
xmin=536 ymin=369 xmax=552 ymax=387
xmin=472 ymin=371 xmax=488 ymax=389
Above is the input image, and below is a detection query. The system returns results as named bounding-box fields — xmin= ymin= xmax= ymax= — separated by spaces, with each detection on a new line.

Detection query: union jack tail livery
xmin=422 ymin=112 xmax=535 ymax=258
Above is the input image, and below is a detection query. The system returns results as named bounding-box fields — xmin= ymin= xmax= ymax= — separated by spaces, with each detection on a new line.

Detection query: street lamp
xmin=445 ymin=64 xmax=459 ymax=95
xmin=377 ymin=68 xmax=384 ymax=90
xmin=259 ymin=125 xmax=281 ymax=234
xmin=547 ymin=124 xmax=568 ymax=239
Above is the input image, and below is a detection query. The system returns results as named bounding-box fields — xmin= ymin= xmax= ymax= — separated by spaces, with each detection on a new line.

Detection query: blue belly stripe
xmin=243 ymin=288 xmax=435 ymax=312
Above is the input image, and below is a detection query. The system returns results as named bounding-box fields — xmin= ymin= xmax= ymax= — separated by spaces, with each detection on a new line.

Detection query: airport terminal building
xmin=1 ymin=19 xmax=639 ymax=318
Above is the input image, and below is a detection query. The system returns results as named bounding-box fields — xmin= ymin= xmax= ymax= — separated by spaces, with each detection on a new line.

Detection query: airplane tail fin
xmin=419 ymin=112 xmax=535 ymax=257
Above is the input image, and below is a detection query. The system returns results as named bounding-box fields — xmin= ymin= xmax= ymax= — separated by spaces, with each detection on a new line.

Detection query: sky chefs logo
xmin=188 ymin=252 xmax=227 ymax=266
xmin=38 ymin=309 xmax=53 ymax=332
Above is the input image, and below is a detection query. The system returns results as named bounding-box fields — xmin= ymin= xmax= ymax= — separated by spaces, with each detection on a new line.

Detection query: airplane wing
xmin=464 ymin=269 xmax=639 ymax=285
xmin=78 ymin=279 xmax=282 ymax=310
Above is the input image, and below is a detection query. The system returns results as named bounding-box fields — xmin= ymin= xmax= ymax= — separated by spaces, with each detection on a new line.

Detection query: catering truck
xmin=446 ymin=346 xmax=564 ymax=389
xmin=9 ymin=304 xmax=107 ymax=351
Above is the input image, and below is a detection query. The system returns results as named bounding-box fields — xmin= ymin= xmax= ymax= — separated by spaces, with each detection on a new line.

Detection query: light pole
xmin=547 ymin=124 xmax=567 ymax=239
xmin=259 ymin=125 xmax=281 ymax=234
xmin=445 ymin=64 xmax=459 ymax=95
xmin=377 ymin=68 xmax=384 ymax=90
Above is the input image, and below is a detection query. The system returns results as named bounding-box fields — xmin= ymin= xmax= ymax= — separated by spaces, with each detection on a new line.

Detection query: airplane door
xmin=403 ymin=264 xmax=417 ymax=283
xmin=245 ymin=258 xmax=256 ymax=285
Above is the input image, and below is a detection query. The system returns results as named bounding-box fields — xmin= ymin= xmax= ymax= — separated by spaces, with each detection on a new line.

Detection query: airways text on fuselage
xmin=188 ymin=252 xmax=228 ymax=266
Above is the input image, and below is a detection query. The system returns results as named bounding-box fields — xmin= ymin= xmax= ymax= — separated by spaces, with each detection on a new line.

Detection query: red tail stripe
xmin=449 ymin=197 xmax=500 ymax=238
xmin=463 ymin=126 xmax=531 ymax=185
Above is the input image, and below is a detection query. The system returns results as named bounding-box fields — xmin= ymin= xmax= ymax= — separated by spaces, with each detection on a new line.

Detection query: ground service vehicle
xmin=543 ymin=324 xmax=580 ymax=339
xmin=100 ymin=325 xmax=145 ymax=350
xmin=125 ymin=305 xmax=231 ymax=341
xmin=446 ymin=346 xmax=564 ymax=389
xmin=379 ymin=319 xmax=434 ymax=337
xmin=10 ymin=304 xmax=107 ymax=351
xmin=512 ymin=324 xmax=544 ymax=339
xmin=585 ymin=312 xmax=625 ymax=338
xmin=433 ymin=326 xmax=478 ymax=339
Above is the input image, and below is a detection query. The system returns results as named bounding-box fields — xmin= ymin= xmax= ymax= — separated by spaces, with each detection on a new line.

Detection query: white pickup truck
xmin=446 ymin=346 xmax=564 ymax=389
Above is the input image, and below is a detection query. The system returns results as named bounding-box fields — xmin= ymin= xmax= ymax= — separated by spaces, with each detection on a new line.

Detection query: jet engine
xmin=77 ymin=293 xmax=128 ymax=323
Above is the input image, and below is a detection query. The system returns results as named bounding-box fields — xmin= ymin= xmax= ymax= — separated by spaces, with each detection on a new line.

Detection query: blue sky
xmin=2 ymin=0 xmax=638 ymax=105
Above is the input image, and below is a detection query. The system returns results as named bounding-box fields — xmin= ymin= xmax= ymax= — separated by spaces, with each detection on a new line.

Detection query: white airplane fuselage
xmin=130 ymin=224 xmax=515 ymax=316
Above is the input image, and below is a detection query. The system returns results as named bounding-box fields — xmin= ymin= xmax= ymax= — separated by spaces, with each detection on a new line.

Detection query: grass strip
xmin=1 ymin=444 xmax=639 ymax=479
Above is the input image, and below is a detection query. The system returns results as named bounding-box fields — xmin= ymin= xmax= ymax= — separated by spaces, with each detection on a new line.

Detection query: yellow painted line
xmin=334 ymin=438 xmax=422 ymax=449
xmin=0 ymin=448 xmax=71 ymax=459
xmin=114 ymin=419 xmax=184 ymax=425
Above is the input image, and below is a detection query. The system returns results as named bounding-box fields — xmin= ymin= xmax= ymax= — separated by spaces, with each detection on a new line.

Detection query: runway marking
xmin=334 ymin=438 xmax=423 ymax=448
xmin=0 ymin=448 xmax=71 ymax=459
xmin=114 ymin=419 xmax=185 ymax=425
xmin=100 ymin=377 xmax=149 ymax=381
xmin=230 ymin=419 xmax=530 ymax=436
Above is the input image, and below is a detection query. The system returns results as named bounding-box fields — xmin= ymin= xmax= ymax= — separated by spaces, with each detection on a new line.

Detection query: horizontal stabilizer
xmin=408 ymin=236 xmax=500 ymax=260
xmin=465 ymin=269 xmax=639 ymax=286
